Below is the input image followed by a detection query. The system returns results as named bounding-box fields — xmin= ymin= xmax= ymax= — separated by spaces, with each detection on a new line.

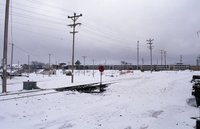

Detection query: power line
xmin=0 ymin=3 xmax=67 ymax=23
xmin=24 ymin=0 xmax=74 ymax=14
xmin=8 ymin=9 xmax=134 ymax=47
xmin=10 ymin=6 xmax=66 ymax=21
xmin=82 ymin=21 xmax=134 ymax=44
xmin=7 ymin=1 xmax=63 ymax=15
xmin=11 ymin=20 xmax=66 ymax=32
xmin=10 ymin=12 xmax=66 ymax=26
xmin=11 ymin=25 xmax=67 ymax=41
xmin=81 ymin=25 xmax=131 ymax=46
xmin=2 ymin=0 xmax=139 ymax=46
xmin=1 ymin=1 xmax=137 ymax=47
xmin=11 ymin=1 xmax=69 ymax=17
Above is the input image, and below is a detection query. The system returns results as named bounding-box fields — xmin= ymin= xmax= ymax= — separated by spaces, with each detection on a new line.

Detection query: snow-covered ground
xmin=0 ymin=70 xmax=198 ymax=129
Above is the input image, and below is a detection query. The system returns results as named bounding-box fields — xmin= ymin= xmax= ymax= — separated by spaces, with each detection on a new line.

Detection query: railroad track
xmin=0 ymin=77 xmax=136 ymax=102
xmin=0 ymin=82 xmax=112 ymax=102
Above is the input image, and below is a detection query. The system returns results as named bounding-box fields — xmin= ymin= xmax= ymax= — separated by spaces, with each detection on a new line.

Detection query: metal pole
xmin=2 ymin=0 xmax=10 ymax=93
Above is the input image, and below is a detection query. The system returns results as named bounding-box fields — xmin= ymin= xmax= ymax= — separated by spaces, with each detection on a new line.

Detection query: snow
xmin=0 ymin=70 xmax=198 ymax=129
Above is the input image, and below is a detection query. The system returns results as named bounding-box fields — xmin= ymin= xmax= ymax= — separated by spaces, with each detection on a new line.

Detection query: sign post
xmin=98 ymin=65 xmax=104 ymax=86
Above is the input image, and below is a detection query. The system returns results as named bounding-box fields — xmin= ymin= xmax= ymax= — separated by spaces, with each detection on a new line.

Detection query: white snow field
xmin=0 ymin=70 xmax=198 ymax=129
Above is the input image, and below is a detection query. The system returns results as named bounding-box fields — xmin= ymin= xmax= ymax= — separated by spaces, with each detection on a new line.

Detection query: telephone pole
xmin=137 ymin=41 xmax=139 ymax=69
xmin=2 ymin=0 xmax=10 ymax=93
xmin=141 ymin=58 xmax=144 ymax=70
xmin=10 ymin=43 xmax=14 ymax=75
xmin=147 ymin=38 xmax=154 ymax=70
xmin=68 ymin=13 xmax=82 ymax=83
xmin=164 ymin=51 xmax=167 ymax=66
xmin=180 ymin=55 xmax=183 ymax=64
xmin=92 ymin=59 xmax=95 ymax=77
xmin=160 ymin=50 xmax=163 ymax=65
xmin=197 ymin=31 xmax=200 ymax=38
xmin=48 ymin=54 xmax=51 ymax=77
xmin=27 ymin=55 xmax=30 ymax=77
xmin=82 ymin=56 xmax=87 ymax=76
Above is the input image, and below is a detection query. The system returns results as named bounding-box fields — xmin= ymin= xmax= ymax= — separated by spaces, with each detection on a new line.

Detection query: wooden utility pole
xmin=10 ymin=43 xmax=14 ymax=75
xmin=92 ymin=59 xmax=95 ymax=77
xmin=68 ymin=13 xmax=82 ymax=83
xmin=147 ymin=38 xmax=154 ymax=70
xmin=82 ymin=56 xmax=87 ymax=76
xmin=141 ymin=58 xmax=144 ymax=70
xmin=164 ymin=51 xmax=167 ymax=65
xmin=180 ymin=55 xmax=183 ymax=64
xmin=48 ymin=54 xmax=51 ymax=77
xmin=2 ymin=0 xmax=10 ymax=93
xmin=137 ymin=41 xmax=139 ymax=70
xmin=160 ymin=50 xmax=163 ymax=65
xmin=27 ymin=55 xmax=30 ymax=77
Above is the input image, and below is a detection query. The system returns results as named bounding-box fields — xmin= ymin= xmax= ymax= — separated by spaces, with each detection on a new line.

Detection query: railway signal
xmin=98 ymin=65 xmax=104 ymax=87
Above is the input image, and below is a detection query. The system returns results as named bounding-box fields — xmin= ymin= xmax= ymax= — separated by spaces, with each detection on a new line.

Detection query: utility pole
xmin=68 ymin=13 xmax=82 ymax=83
xmin=2 ymin=0 xmax=10 ymax=93
xmin=164 ymin=51 xmax=167 ymax=66
xmin=48 ymin=54 xmax=51 ymax=77
xmin=27 ymin=55 xmax=30 ymax=77
xmin=18 ymin=61 xmax=20 ymax=73
xmin=180 ymin=55 xmax=183 ymax=64
xmin=160 ymin=50 xmax=163 ymax=65
xmin=147 ymin=38 xmax=154 ymax=70
xmin=141 ymin=58 xmax=144 ymax=70
xmin=137 ymin=41 xmax=139 ymax=70
xmin=197 ymin=31 xmax=200 ymax=38
xmin=10 ymin=43 xmax=14 ymax=75
xmin=92 ymin=59 xmax=95 ymax=77
xmin=82 ymin=56 xmax=87 ymax=76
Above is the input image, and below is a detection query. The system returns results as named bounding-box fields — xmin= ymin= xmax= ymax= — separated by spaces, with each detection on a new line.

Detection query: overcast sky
xmin=0 ymin=0 xmax=200 ymax=65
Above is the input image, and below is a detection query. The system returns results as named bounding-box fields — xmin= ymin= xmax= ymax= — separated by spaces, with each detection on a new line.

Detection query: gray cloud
xmin=0 ymin=0 xmax=200 ymax=65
